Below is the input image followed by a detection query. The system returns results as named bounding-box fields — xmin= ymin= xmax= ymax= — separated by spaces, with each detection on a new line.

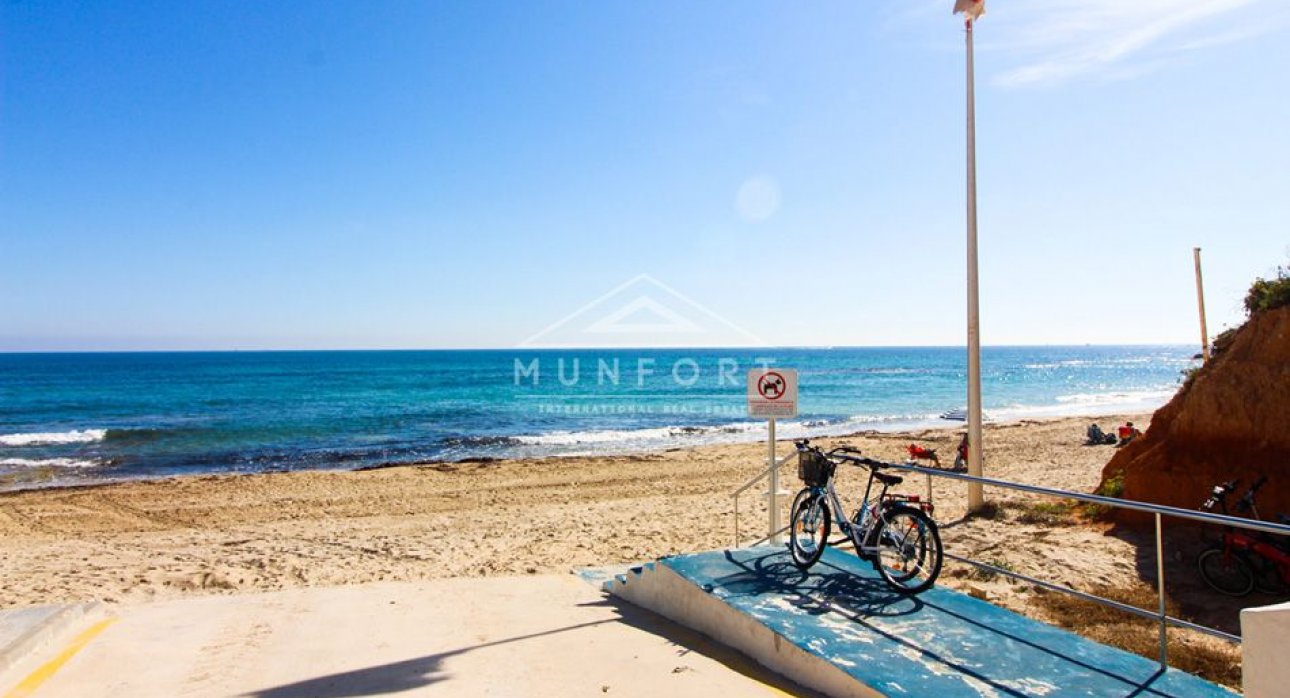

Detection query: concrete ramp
xmin=604 ymin=546 xmax=1236 ymax=698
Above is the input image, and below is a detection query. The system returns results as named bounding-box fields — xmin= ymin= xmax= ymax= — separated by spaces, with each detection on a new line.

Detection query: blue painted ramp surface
xmin=661 ymin=547 xmax=1236 ymax=698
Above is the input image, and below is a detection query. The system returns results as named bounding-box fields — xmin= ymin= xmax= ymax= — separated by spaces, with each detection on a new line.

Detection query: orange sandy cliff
xmin=1100 ymin=306 xmax=1290 ymax=522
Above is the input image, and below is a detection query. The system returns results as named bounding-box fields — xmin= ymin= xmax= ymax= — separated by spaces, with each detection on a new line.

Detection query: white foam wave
xmin=514 ymin=412 xmax=946 ymax=450
xmin=0 ymin=457 xmax=101 ymax=469
xmin=989 ymin=388 xmax=1177 ymax=421
xmin=0 ymin=429 xmax=108 ymax=447
xmin=1025 ymin=357 xmax=1189 ymax=370
xmin=508 ymin=389 xmax=1176 ymax=458
xmin=1054 ymin=389 xmax=1175 ymax=406
xmin=517 ymin=423 xmax=760 ymax=446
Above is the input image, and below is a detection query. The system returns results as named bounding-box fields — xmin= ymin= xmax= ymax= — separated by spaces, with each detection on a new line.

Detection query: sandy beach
xmin=0 ymin=412 xmax=1244 ymax=686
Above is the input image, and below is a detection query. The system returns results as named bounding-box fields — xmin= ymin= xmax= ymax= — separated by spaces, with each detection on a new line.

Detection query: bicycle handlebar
xmin=1235 ymin=475 xmax=1269 ymax=513
xmin=1200 ymin=476 xmax=1271 ymax=515
xmin=794 ymin=438 xmax=905 ymax=471
xmin=828 ymin=450 xmax=870 ymax=464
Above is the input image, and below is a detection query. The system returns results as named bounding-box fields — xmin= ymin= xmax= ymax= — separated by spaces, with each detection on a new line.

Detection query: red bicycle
xmin=1196 ymin=476 xmax=1290 ymax=597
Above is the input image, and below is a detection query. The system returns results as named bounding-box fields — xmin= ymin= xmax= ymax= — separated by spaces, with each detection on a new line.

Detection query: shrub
xmin=1209 ymin=327 xmax=1238 ymax=357
xmin=1097 ymin=469 xmax=1126 ymax=498
xmin=1081 ymin=470 xmax=1125 ymax=520
xmin=1016 ymin=501 xmax=1077 ymax=526
xmin=1244 ymin=264 xmax=1290 ymax=315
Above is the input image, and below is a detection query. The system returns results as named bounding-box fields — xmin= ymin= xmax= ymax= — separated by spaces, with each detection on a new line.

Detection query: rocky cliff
xmin=1100 ymin=306 xmax=1290 ymax=522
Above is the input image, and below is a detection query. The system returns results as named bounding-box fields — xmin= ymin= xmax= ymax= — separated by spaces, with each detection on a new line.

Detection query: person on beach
xmin=907 ymin=443 xmax=940 ymax=466
xmin=1116 ymin=422 xmax=1141 ymax=446
xmin=953 ymin=433 xmax=969 ymax=470
xmin=1086 ymin=423 xmax=1116 ymax=445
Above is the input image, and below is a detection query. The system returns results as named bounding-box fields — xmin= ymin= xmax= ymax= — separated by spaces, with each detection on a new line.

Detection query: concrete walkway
xmin=2 ymin=575 xmax=815 ymax=698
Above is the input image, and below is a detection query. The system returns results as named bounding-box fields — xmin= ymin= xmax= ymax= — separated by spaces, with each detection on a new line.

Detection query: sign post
xmin=747 ymin=368 xmax=798 ymax=545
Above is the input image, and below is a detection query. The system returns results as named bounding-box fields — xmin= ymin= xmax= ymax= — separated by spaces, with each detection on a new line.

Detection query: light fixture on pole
xmin=954 ymin=0 xmax=986 ymax=512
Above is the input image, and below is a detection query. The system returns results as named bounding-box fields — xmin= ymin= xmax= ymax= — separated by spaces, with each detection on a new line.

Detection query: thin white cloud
xmin=1171 ymin=21 xmax=1286 ymax=52
xmin=970 ymin=0 xmax=1280 ymax=87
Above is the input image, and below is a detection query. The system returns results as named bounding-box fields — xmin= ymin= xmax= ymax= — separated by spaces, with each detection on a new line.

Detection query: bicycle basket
xmin=798 ymin=451 xmax=834 ymax=486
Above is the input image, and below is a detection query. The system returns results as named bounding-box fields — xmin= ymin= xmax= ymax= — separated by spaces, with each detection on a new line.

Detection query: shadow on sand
xmin=242 ymin=583 xmax=823 ymax=698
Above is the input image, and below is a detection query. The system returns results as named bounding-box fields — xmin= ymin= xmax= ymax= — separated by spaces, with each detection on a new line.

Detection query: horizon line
xmin=0 ymin=342 xmax=1201 ymax=355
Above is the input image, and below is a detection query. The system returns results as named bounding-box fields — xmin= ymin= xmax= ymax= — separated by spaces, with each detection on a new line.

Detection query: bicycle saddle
xmin=875 ymin=472 xmax=903 ymax=486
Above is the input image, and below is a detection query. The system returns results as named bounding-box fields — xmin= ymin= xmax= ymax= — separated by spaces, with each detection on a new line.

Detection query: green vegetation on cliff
xmin=1243 ymin=263 xmax=1290 ymax=315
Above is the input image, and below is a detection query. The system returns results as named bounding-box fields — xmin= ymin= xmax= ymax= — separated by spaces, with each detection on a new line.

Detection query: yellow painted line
xmin=4 ymin=618 xmax=116 ymax=698
xmin=759 ymin=681 xmax=797 ymax=697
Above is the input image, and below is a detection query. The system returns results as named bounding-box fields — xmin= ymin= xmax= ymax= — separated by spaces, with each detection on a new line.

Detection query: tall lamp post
xmin=1194 ymin=247 xmax=1210 ymax=361
xmin=955 ymin=0 xmax=986 ymax=512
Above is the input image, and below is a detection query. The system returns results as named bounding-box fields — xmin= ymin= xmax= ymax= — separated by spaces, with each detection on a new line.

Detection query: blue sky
xmin=2 ymin=0 xmax=1288 ymax=351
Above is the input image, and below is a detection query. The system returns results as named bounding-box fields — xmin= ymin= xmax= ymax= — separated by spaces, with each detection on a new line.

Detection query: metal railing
xmin=730 ymin=450 xmax=796 ymax=547
xmin=735 ymin=451 xmax=1290 ymax=669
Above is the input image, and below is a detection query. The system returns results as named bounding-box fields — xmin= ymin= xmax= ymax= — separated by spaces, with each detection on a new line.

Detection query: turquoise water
xmin=0 ymin=346 xmax=1194 ymax=490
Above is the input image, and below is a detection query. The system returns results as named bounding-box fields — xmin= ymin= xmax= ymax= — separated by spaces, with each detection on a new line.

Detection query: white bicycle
xmin=789 ymin=439 xmax=944 ymax=594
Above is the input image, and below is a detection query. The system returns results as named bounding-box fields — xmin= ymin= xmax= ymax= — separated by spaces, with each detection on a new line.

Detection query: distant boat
xmin=940 ymin=407 xmax=992 ymax=421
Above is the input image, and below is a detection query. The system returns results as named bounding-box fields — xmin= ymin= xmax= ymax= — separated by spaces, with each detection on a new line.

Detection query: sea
xmin=0 ymin=346 xmax=1195 ymax=491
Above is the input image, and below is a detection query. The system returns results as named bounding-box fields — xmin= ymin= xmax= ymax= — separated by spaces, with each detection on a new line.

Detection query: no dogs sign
xmin=747 ymin=368 xmax=798 ymax=418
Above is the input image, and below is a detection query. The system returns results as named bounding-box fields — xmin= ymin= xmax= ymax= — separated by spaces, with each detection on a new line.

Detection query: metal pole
xmin=1194 ymin=248 xmax=1210 ymax=361
xmin=768 ymin=418 xmax=779 ymax=544
xmin=734 ymin=495 xmax=739 ymax=547
xmin=1156 ymin=512 xmax=1168 ymax=667
xmin=965 ymin=17 xmax=985 ymax=512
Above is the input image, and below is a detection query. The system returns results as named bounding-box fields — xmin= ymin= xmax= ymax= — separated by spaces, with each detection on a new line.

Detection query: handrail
xmin=872 ymin=459 xmax=1286 ymax=667
xmin=739 ymin=524 xmax=791 ymax=549
xmin=941 ymin=552 xmax=1240 ymax=643
xmin=731 ymin=450 xmax=798 ymax=547
xmin=737 ymin=452 xmax=1286 ymax=670
xmin=879 ymin=461 xmax=1290 ymax=537
xmin=731 ymin=451 xmax=798 ymax=498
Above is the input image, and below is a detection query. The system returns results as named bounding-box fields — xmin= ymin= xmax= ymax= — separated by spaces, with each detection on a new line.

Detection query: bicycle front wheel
xmin=789 ymin=489 xmax=830 ymax=570
xmin=874 ymin=506 xmax=942 ymax=594
xmin=1197 ymin=547 xmax=1254 ymax=596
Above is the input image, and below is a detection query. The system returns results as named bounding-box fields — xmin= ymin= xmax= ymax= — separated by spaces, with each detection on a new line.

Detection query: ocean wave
xmin=0 ymin=429 xmax=108 ymax=447
xmin=824 ymin=367 xmax=931 ymax=375
xmin=1024 ymin=356 xmax=1190 ymax=370
xmin=101 ymin=427 xmax=165 ymax=444
xmin=438 ymin=434 xmax=523 ymax=448
xmin=1054 ymin=389 xmax=1175 ymax=406
xmin=515 ymin=420 xmax=792 ymax=447
xmin=516 ymin=426 xmax=696 ymax=446
xmin=0 ymin=457 xmax=101 ymax=469
xmin=511 ymin=413 xmax=947 ymax=449
xmin=987 ymin=389 xmax=1177 ymax=422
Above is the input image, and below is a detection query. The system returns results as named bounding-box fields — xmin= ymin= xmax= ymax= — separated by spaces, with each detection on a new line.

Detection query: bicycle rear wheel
xmin=874 ymin=506 xmax=942 ymax=593
xmin=789 ymin=489 xmax=830 ymax=570
xmin=1197 ymin=547 xmax=1254 ymax=596
xmin=1249 ymin=553 xmax=1289 ymax=595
